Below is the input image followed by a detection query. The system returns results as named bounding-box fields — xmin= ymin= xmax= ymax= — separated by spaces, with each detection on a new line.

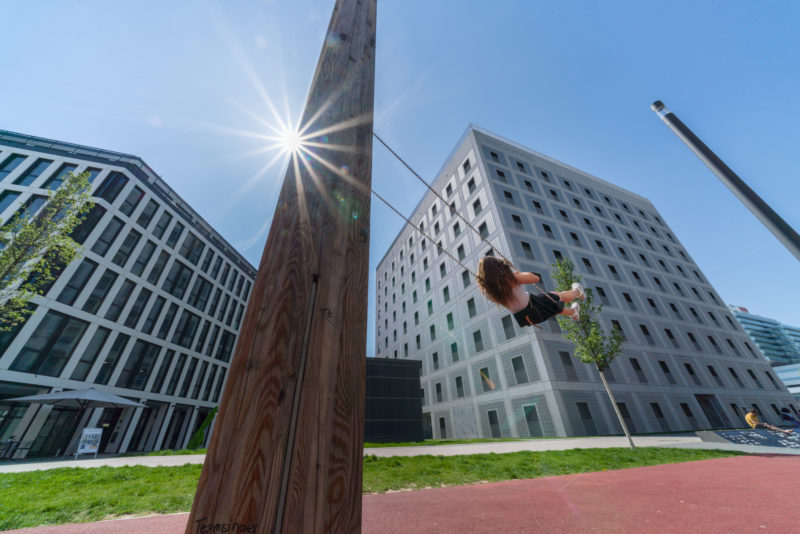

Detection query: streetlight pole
xmin=650 ymin=100 xmax=800 ymax=262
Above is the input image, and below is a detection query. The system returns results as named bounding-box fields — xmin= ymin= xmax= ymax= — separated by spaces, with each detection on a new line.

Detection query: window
xmin=439 ymin=262 xmax=446 ymax=278
xmin=131 ymin=240 xmax=156 ymax=277
xmin=684 ymin=363 xmax=701 ymax=386
xmin=457 ymin=244 xmax=465 ymax=260
xmin=57 ymin=259 xmax=98 ymax=305
xmin=451 ymin=342 xmax=459 ymax=362
xmin=728 ymin=368 xmax=744 ymax=387
xmin=446 ymin=313 xmax=454 ymax=331
xmin=472 ymin=199 xmax=482 ymax=216
xmin=455 ymin=376 xmax=465 ymax=397
xmin=502 ymin=315 xmax=515 ymax=340
xmin=124 ymin=287 xmax=152 ymax=329
xmin=467 ymin=178 xmax=476 ymax=193
xmin=94 ymin=333 xmax=130 ymax=385
xmin=570 ymin=232 xmax=581 ymax=247
xmin=473 ymin=330 xmax=484 ymax=352
xmin=496 ymin=169 xmax=506 ymax=181
xmin=93 ymin=171 xmax=128 ymax=203
xmin=632 ymin=271 xmax=643 ymax=286
xmin=659 ymin=361 xmax=676 ymax=384
xmin=112 ymin=229 xmax=142 ymax=268
xmin=432 ymin=352 xmax=439 ymax=370
xmin=581 ymin=258 xmax=594 ymax=274
xmin=0 ymin=154 xmax=27 ymax=181
xmin=747 ymin=369 xmax=763 ymax=389
xmin=462 ymin=269 xmax=470 ymax=288
xmin=166 ymin=221 xmax=185 ymax=248
xmin=524 ymin=180 xmax=534 ymax=192
xmin=560 ymin=351 xmax=578 ymax=380
xmin=42 ymin=163 xmax=77 ymax=190
xmin=623 ymin=292 xmax=636 ymax=310
xmin=179 ymin=233 xmax=206 ymax=265
xmin=453 ymin=221 xmax=461 ymax=236
xmin=90 ymin=216 xmax=125 ymax=256
xmin=430 ymin=324 xmax=436 ymax=341
xmin=577 ymin=402 xmax=597 ymax=434
xmin=503 ymin=190 xmax=515 ymax=204
xmin=639 ymin=324 xmax=654 ymax=345
xmin=664 ymin=328 xmax=679 ymax=348
xmin=708 ymin=365 xmax=723 ymax=386
xmin=142 ymin=296 xmax=165 ymax=335
xmin=82 ymin=269 xmax=118 ymax=314
xmin=687 ymin=332 xmax=701 ymax=350
xmin=542 ymin=224 xmax=554 ymax=239
xmin=521 ymin=241 xmax=534 ymax=259
xmin=10 ymin=310 xmax=89 ymax=377
xmin=427 ymin=300 xmax=433 ymax=315
xmin=153 ymin=211 xmax=173 ymax=239
xmin=162 ymin=260 xmax=193 ymax=299
xmin=647 ymin=298 xmax=660 ymax=315
xmin=478 ymin=222 xmax=488 ymax=238
xmin=511 ymin=214 xmax=523 ymax=230
xmin=467 ymin=298 xmax=476 ymax=318
xmin=630 ymin=358 xmax=646 ymax=383
xmin=14 ymin=158 xmax=53 ymax=186
xmin=69 ymin=327 xmax=111 ymax=381
xmin=532 ymin=200 xmax=543 ymax=214
xmin=511 ymin=356 xmax=528 ymax=384
xmin=105 ymin=279 xmax=135 ymax=321
xmin=479 ymin=366 xmax=492 ymax=391
xmin=115 ymin=340 xmax=161 ymax=390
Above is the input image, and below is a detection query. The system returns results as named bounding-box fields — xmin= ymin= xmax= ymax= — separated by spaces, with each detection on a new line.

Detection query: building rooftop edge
xmin=0 ymin=128 xmax=257 ymax=277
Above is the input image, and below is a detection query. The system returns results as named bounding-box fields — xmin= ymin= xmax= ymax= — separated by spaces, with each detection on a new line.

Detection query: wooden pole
xmin=186 ymin=1 xmax=376 ymax=532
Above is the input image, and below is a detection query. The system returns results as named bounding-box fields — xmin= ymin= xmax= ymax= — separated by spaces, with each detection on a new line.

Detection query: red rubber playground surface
xmin=7 ymin=455 xmax=799 ymax=534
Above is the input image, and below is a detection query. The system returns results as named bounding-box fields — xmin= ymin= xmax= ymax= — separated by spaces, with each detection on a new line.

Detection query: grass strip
xmin=0 ymin=448 xmax=742 ymax=530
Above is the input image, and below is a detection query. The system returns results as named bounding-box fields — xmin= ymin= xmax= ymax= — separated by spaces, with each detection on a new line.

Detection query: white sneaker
xmin=572 ymin=282 xmax=586 ymax=300
xmin=569 ymin=302 xmax=580 ymax=321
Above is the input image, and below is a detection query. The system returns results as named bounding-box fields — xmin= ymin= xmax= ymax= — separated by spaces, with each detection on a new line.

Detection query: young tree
xmin=0 ymin=170 xmax=94 ymax=330
xmin=550 ymin=258 xmax=634 ymax=449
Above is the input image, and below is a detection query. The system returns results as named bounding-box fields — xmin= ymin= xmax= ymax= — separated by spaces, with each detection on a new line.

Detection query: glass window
xmin=165 ymin=353 xmax=187 ymax=395
xmin=151 ymin=349 xmax=175 ymax=393
xmin=178 ymin=358 xmax=197 ymax=397
xmin=91 ymin=216 xmax=125 ymax=256
xmin=201 ymin=249 xmax=215 ymax=273
xmin=124 ymin=287 xmax=152 ymax=329
xmin=69 ymin=326 xmax=110 ymax=381
xmin=147 ymin=250 xmax=170 ymax=285
xmin=105 ymin=279 xmax=136 ymax=321
xmin=70 ymin=205 xmax=107 ymax=244
xmin=205 ymin=325 xmax=221 ymax=357
xmin=13 ymin=158 xmax=53 ymax=186
xmin=0 ymin=190 xmax=20 ymax=215
xmin=152 ymin=211 xmax=173 ymax=239
xmin=142 ymin=296 xmax=166 ymax=335
xmin=210 ymin=257 xmax=223 ymax=279
xmin=119 ymin=186 xmax=144 ymax=216
xmin=179 ymin=232 xmax=205 ymax=265
xmin=194 ymin=320 xmax=211 ymax=352
xmin=157 ymin=302 xmax=179 ymax=340
xmin=56 ymin=259 xmax=98 ymax=305
xmin=93 ymin=171 xmax=129 ymax=203
xmin=212 ymin=368 xmax=227 ymax=402
xmin=9 ymin=310 xmax=88 ymax=377
xmin=136 ymin=199 xmax=158 ymax=229
xmin=82 ymin=269 xmax=119 ymax=314
xmin=130 ymin=240 xmax=156 ymax=277
xmin=166 ymin=221 xmax=185 ymax=248
xmin=115 ymin=340 xmax=161 ymax=390
xmin=171 ymin=309 xmax=202 ymax=348
xmin=94 ymin=333 xmax=130 ymax=385
xmin=187 ymin=276 xmax=213 ymax=312
xmin=162 ymin=260 xmax=194 ymax=299
xmin=112 ymin=228 xmax=142 ymax=267
xmin=219 ymin=264 xmax=231 ymax=287
xmin=203 ymin=365 xmax=219 ymax=401
xmin=0 ymin=154 xmax=27 ymax=181
xmin=216 ymin=331 xmax=236 ymax=362
xmin=42 ymin=163 xmax=77 ymax=190
xmin=191 ymin=361 xmax=209 ymax=399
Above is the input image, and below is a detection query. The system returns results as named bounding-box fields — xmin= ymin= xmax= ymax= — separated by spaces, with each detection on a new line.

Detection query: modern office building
xmin=729 ymin=305 xmax=800 ymax=365
xmin=375 ymin=125 xmax=796 ymax=439
xmin=0 ymin=129 xmax=256 ymax=457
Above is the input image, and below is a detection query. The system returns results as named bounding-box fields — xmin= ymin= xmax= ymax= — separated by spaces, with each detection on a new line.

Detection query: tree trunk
xmin=597 ymin=365 xmax=635 ymax=450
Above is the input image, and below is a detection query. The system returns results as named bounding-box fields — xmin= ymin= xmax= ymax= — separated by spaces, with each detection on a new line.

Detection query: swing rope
xmin=372 ymin=132 xmax=559 ymax=305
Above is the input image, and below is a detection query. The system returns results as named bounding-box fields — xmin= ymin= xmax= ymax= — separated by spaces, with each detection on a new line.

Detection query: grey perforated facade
xmin=375 ymin=125 xmax=796 ymax=438
xmin=0 ymin=130 xmax=255 ymax=457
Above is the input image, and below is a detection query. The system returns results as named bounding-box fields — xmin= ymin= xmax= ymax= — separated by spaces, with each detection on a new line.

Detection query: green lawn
xmin=0 ymin=448 xmax=743 ymax=530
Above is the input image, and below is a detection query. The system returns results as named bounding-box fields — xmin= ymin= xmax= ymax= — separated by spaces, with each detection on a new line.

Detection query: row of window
xmin=2 ymin=309 xmax=229 ymax=401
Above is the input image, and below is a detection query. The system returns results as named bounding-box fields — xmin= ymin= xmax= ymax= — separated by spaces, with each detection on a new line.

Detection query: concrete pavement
xmin=3 ymin=434 xmax=800 ymax=474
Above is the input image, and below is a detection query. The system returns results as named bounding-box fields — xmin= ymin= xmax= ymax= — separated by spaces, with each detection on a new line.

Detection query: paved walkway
xmin=3 ymin=434 xmax=799 ymax=473
xmin=6 ymin=455 xmax=800 ymax=533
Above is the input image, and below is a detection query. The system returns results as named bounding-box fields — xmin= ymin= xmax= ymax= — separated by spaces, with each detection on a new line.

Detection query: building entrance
xmin=695 ymin=394 xmax=729 ymax=429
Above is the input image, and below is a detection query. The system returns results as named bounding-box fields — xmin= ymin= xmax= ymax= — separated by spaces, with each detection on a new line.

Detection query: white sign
xmin=76 ymin=428 xmax=102 ymax=458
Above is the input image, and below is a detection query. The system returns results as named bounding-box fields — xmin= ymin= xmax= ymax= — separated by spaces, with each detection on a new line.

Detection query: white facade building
xmin=0 ymin=129 xmax=255 ymax=457
xmin=375 ymin=125 xmax=796 ymax=439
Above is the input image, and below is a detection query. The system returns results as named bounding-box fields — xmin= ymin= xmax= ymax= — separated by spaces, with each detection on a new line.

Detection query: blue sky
xmin=2 ymin=1 xmax=798 ymax=354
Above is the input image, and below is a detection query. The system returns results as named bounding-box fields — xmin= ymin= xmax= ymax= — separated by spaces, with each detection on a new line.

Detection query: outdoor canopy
xmin=8 ymin=387 xmax=146 ymax=410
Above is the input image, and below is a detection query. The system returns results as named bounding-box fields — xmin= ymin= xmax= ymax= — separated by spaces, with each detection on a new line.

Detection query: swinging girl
xmin=476 ymin=256 xmax=585 ymax=327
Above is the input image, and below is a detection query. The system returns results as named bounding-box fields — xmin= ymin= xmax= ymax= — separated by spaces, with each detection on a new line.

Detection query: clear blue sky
xmin=2 ymin=1 xmax=798 ymax=354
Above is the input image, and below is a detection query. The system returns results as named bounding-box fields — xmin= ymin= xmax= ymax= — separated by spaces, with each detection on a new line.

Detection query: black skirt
xmin=512 ymin=292 xmax=564 ymax=327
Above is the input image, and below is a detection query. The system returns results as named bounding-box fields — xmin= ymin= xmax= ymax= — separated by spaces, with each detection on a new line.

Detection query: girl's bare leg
xmin=553 ymin=288 xmax=581 ymax=303
xmin=559 ymin=306 xmax=576 ymax=317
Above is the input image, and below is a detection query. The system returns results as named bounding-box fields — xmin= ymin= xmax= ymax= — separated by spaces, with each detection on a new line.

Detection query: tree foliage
xmin=0 ymin=170 xmax=94 ymax=330
xmin=550 ymin=258 xmax=623 ymax=370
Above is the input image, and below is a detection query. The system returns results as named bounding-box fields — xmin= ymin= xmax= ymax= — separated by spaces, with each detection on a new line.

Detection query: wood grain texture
xmin=186 ymin=1 xmax=375 ymax=533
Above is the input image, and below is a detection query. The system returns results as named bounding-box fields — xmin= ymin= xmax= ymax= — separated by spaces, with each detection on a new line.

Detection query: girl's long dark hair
xmin=476 ymin=256 xmax=516 ymax=306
